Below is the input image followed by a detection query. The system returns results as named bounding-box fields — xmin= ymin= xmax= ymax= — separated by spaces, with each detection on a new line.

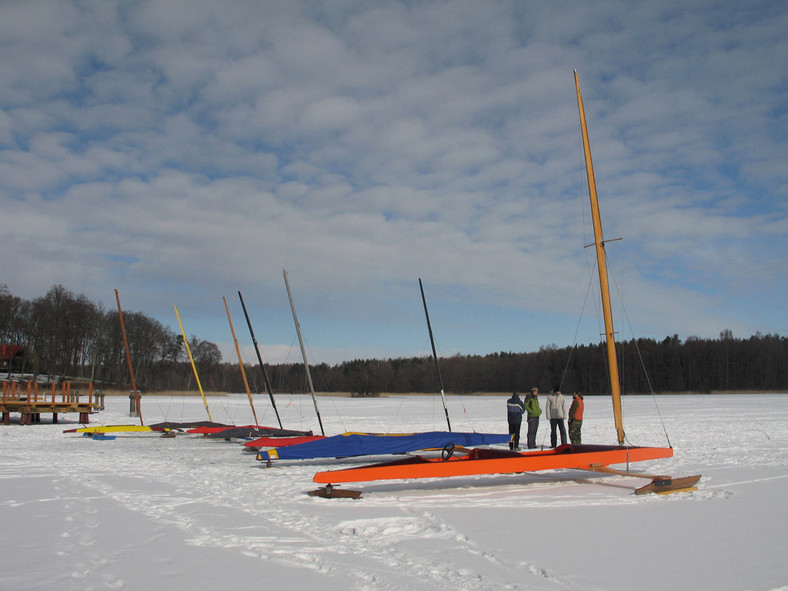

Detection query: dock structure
xmin=1 ymin=380 xmax=101 ymax=425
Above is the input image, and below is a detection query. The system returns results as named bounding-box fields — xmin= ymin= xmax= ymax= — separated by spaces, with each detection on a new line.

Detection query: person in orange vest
xmin=568 ymin=392 xmax=584 ymax=444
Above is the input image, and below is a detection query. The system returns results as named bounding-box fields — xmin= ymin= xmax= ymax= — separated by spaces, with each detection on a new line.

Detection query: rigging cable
xmin=609 ymin=270 xmax=673 ymax=448
xmin=559 ymin=261 xmax=599 ymax=390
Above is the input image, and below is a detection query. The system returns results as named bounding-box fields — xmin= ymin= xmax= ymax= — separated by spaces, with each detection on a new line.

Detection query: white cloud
xmin=1 ymin=0 xmax=786 ymax=363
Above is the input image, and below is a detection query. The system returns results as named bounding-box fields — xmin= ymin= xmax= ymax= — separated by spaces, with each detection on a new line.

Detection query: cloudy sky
xmin=2 ymin=0 xmax=786 ymax=366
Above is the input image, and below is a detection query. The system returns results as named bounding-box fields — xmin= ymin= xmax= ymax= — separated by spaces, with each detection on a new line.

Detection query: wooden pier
xmin=1 ymin=380 xmax=101 ymax=425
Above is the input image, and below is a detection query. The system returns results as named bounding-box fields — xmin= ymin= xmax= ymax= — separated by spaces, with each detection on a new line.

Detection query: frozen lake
xmin=1 ymin=392 xmax=786 ymax=590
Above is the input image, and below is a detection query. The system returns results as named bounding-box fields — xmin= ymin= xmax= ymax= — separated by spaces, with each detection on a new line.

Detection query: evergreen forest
xmin=2 ymin=285 xmax=786 ymax=395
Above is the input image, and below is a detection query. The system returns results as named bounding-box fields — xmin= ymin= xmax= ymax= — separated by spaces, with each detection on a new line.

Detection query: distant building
xmin=0 ymin=345 xmax=25 ymax=372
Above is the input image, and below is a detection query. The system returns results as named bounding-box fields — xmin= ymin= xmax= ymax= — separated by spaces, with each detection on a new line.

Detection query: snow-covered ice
xmin=1 ymin=392 xmax=786 ymax=590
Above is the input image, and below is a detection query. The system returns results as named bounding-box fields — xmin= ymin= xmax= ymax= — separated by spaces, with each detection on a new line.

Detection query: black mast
xmin=237 ymin=291 xmax=283 ymax=429
xmin=419 ymin=278 xmax=452 ymax=432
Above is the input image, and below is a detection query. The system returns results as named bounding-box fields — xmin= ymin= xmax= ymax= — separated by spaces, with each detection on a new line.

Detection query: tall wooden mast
xmin=223 ymin=296 xmax=258 ymax=425
xmin=574 ymin=70 xmax=625 ymax=445
xmin=114 ymin=289 xmax=143 ymax=425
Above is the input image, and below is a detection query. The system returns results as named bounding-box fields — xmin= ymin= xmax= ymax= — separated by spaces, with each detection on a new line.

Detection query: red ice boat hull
xmin=244 ymin=435 xmax=325 ymax=449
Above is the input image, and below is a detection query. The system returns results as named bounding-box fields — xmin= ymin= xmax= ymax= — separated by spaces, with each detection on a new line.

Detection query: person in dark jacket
xmin=568 ymin=392 xmax=584 ymax=444
xmin=506 ymin=392 xmax=525 ymax=450
xmin=524 ymin=387 xmax=542 ymax=449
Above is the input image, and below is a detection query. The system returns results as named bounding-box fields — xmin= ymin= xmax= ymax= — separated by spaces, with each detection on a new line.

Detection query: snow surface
xmin=1 ymin=392 xmax=786 ymax=591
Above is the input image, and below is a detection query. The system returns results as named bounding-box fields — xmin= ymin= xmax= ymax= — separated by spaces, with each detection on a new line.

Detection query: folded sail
xmin=244 ymin=435 xmax=325 ymax=449
xmin=205 ymin=426 xmax=312 ymax=439
xmin=63 ymin=425 xmax=168 ymax=434
xmin=256 ymin=431 xmax=510 ymax=461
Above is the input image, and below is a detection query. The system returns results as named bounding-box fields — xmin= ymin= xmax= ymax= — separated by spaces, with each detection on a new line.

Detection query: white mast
xmin=282 ymin=269 xmax=325 ymax=436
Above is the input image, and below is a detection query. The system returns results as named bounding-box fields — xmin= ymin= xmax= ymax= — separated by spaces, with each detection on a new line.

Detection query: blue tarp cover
xmin=256 ymin=431 xmax=510 ymax=461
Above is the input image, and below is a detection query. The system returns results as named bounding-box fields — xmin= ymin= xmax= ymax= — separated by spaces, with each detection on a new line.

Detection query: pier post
xmin=129 ymin=390 xmax=139 ymax=417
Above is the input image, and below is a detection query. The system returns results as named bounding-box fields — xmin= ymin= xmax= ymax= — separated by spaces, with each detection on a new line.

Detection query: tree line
xmin=2 ymin=284 xmax=786 ymax=394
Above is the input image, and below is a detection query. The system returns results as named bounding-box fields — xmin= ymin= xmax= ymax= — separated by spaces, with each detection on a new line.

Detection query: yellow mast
xmin=574 ymin=70 xmax=625 ymax=445
xmin=173 ymin=304 xmax=213 ymax=422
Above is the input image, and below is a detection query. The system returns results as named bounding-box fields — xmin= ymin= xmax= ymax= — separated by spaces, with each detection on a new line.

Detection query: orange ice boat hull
xmin=313 ymin=444 xmax=674 ymax=484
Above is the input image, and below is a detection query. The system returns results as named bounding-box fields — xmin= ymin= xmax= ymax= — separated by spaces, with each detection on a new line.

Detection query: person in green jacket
xmin=524 ymin=387 xmax=542 ymax=449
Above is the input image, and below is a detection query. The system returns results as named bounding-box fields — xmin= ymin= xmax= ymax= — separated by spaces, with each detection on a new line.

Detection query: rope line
xmin=609 ymin=267 xmax=672 ymax=448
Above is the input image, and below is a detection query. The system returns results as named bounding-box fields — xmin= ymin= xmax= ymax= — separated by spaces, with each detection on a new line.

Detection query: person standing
xmin=545 ymin=387 xmax=567 ymax=447
xmin=524 ymin=387 xmax=542 ymax=449
xmin=568 ymin=392 xmax=584 ymax=444
xmin=506 ymin=392 xmax=525 ymax=450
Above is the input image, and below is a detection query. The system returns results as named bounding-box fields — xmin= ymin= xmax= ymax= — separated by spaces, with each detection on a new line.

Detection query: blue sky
xmin=1 ymin=1 xmax=786 ymax=366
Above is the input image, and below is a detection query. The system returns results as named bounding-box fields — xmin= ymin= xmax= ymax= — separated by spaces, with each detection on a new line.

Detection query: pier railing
xmin=1 ymin=380 xmax=101 ymax=425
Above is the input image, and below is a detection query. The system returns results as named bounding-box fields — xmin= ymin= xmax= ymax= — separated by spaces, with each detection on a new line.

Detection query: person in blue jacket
xmin=506 ymin=391 xmax=525 ymax=450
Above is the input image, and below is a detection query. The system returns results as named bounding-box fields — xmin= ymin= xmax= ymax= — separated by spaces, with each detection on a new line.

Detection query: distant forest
xmin=2 ymin=284 xmax=787 ymax=395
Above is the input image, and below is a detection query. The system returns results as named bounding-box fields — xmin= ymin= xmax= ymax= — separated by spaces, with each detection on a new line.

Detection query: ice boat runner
xmin=311 ymin=71 xmax=701 ymax=497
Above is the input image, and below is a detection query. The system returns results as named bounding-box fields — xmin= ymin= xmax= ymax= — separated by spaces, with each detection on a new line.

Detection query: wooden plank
xmin=586 ymin=464 xmax=701 ymax=495
xmin=586 ymin=464 xmax=668 ymax=480
xmin=635 ymin=475 xmax=701 ymax=495
xmin=308 ymin=485 xmax=362 ymax=500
